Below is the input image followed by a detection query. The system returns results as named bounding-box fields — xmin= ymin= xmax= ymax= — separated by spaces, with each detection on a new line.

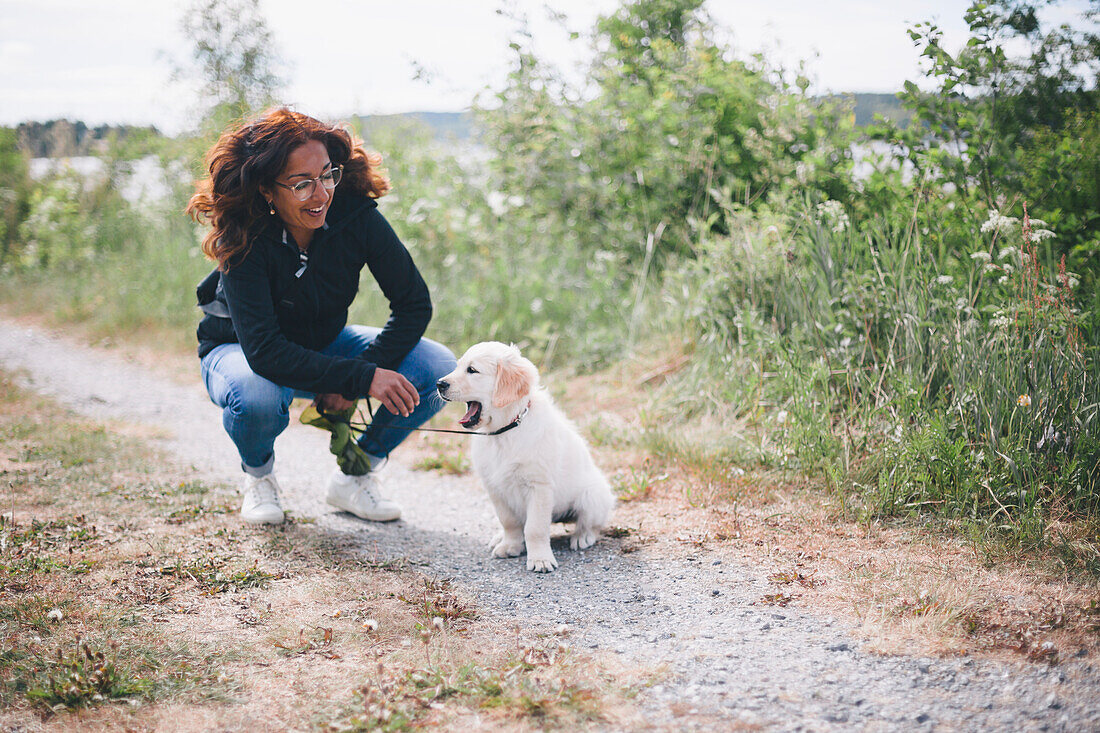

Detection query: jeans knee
xmin=225 ymin=378 xmax=291 ymax=426
xmin=424 ymin=341 xmax=457 ymax=380
xmin=405 ymin=340 xmax=456 ymax=392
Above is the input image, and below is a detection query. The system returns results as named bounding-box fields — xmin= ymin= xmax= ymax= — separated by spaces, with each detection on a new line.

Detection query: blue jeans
xmin=201 ymin=326 xmax=455 ymax=476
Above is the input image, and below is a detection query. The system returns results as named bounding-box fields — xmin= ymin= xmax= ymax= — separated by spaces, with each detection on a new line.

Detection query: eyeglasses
xmin=274 ymin=165 xmax=343 ymax=201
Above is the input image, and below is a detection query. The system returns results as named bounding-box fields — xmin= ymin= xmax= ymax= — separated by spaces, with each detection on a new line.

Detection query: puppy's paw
xmin=570 ymin=528 xmax=598 ymax=550
xmin=488 ymin=531 xmax=504 ymax=550
xmin=526 ymin=551 xmax=558 ymax=572
xmin=491 ymin=538 xmax=525 ymax=558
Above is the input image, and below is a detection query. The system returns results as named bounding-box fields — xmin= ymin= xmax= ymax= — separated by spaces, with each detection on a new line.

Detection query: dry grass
xmin=0 ymin=375 xmax=641 ymax=731
xmin=552 ymin=344 xmax=1100 ymax=665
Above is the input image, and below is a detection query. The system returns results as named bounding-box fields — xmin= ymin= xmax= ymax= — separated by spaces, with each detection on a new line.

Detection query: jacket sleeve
xmin=355 ymin=208 xmax=433 ymax=370
xmin=219 ymin=249 xmax=377 ymax=398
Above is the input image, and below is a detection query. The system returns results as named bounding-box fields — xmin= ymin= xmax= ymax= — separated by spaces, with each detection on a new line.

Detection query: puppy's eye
xmin=466 ymin=365 xmax=479 ymax=374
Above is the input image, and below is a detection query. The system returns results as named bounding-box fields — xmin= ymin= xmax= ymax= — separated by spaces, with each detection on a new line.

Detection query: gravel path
xmin=2 ymin=319 xmax=1098 ymax=731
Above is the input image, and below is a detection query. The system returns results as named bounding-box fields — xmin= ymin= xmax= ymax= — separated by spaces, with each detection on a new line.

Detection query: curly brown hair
xmin=187 ymin=107 xmax=390 ymax=270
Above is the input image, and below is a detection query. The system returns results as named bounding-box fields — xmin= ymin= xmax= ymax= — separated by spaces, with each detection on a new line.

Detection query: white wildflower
xmin=815 ymin=200 xmax=850 ymax=233
xmin=1031 ymin=228 xmax=1056 ymax=242
xmin=486 ymin=191 xmax=511 ymax=217
xmin=776 ymin=410 xmax=789 ymax=426
xmin=46 ymin=608 xmax=64 ymax=623
xmin=432 ymin=617 xmax=445 ymax=631
xmin=980 ymin=211 xmax=1018 ymax=234
xmin=362 ymin=618 xmax=379 ymax=632
xmin=983 ymin=263 xmax=999 ymax=274
xmin=1059 ymin=272 xmax=1080 ymax=289
xmin=1028 ymin=218 xmax=1049 ymax=228
xmin=991 ymin=312 xmax=1012 ymax=328
xmin=997 ymin=246 xmax=1018 ymax=260
xmin=935 ymin=275 xmax=953 ymax=285
xmin=970 ymin=251 xmax=992 ymax=262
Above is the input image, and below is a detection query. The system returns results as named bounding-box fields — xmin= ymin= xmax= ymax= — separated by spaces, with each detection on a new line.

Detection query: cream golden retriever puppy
xmin=436 ymin=342 xmax=615 ymax=572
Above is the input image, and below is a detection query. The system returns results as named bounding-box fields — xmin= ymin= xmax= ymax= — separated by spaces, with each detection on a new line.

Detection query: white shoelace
xmin=355 ymin=478 xmax=381 ymax=505
xmin=250 ymin=476 xmax=279 ymax=505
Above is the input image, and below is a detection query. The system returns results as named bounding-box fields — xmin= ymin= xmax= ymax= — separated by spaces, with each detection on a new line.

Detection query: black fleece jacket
xmin=195 ymin=192 xmax=432 ymax=400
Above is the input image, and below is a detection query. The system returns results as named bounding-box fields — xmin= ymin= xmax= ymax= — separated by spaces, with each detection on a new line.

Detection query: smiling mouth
xmin=460 ymin=401 xmax=482 ymax=429
xmin=305 ymin=205 xmax=325 ymax=216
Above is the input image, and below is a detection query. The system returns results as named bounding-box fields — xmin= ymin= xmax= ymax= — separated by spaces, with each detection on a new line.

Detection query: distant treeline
xmin=839 ymin=92 xmax=913 ymax=127
xmin=15 ymin=120 xmax=162 ymax=159
xmin=14 ymin=95 xmax=906 ymax=159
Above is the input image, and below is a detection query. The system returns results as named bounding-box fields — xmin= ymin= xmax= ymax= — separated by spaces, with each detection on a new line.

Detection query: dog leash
xmin=318 ymin=398 xmax=527 ymax=437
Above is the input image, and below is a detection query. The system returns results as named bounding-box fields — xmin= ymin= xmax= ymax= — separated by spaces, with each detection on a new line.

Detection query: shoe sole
xmin=325 ymin=495 xmax=401 ymax=522
xmin=241 ymin=511 xmax=285 ymax=525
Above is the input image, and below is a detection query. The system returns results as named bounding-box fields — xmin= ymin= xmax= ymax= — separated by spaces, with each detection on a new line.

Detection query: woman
xmin=187 ymin=107 xmax=455 ymax=525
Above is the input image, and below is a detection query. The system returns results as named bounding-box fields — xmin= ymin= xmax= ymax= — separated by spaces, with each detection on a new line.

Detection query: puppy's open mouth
xmin=460 ymin=401 xmax=482 ymax=429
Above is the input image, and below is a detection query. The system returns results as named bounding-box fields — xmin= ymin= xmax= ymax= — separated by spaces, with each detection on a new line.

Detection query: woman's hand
xmin=369 ymin=369 xmax=419 ymax=418
xmin=314 ymin=392 xmax=356 ymax=413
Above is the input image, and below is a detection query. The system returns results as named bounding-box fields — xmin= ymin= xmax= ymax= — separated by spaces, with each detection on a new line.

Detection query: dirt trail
xmin=2 ymin=319 xmax=1097 ymax=731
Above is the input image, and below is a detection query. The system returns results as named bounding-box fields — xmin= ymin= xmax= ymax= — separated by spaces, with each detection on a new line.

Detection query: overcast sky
xmin=0 ymin=1 xmax=1090 ymax=134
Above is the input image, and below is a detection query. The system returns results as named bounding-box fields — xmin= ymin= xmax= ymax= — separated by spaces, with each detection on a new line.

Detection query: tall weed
xmin=668 ymin=195 xmax=1098 ymax=553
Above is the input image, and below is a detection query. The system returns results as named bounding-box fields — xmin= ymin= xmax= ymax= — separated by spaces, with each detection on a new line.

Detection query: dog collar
xmin=489 ymin=402 xmax=530 ymax=436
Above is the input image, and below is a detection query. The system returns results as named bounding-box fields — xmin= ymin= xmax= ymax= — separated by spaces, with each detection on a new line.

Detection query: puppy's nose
xmin=436 ymin=379 xmax=449 ymax=393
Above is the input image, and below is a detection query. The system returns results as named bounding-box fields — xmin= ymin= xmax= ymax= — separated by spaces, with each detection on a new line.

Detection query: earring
xmin=268 ymin=201 xmax=276 ymax=215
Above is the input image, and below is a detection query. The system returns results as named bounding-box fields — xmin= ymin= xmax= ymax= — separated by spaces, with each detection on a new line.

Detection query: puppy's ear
xmin=492 ymin=352 xmax=538 ymax=408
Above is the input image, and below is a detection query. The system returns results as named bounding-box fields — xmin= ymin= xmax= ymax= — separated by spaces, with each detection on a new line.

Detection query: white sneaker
xmin=241 ymin=474 xmax=285 ymax=525
xmin=325 ymin=470 xmax=401 ymax=522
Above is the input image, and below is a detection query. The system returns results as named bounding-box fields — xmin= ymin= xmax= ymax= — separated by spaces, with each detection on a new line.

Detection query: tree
xmin=179 ymin=0 xmax=285 ymax=132
xmin=478 ymin=0 xmax=854 ymax=268
xmin=895 ymin=0 xmax=1100 ymax=234
xmin=0 ymin=128 xmax=30 ymax=265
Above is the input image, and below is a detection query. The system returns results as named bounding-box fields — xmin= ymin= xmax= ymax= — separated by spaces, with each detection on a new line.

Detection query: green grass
xmin=412 ymin=451 xmax=469 ymax=475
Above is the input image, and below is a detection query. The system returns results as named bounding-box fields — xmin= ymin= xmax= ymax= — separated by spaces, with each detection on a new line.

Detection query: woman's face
xmin=263 ymin=139 xmax=334 ymax=246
